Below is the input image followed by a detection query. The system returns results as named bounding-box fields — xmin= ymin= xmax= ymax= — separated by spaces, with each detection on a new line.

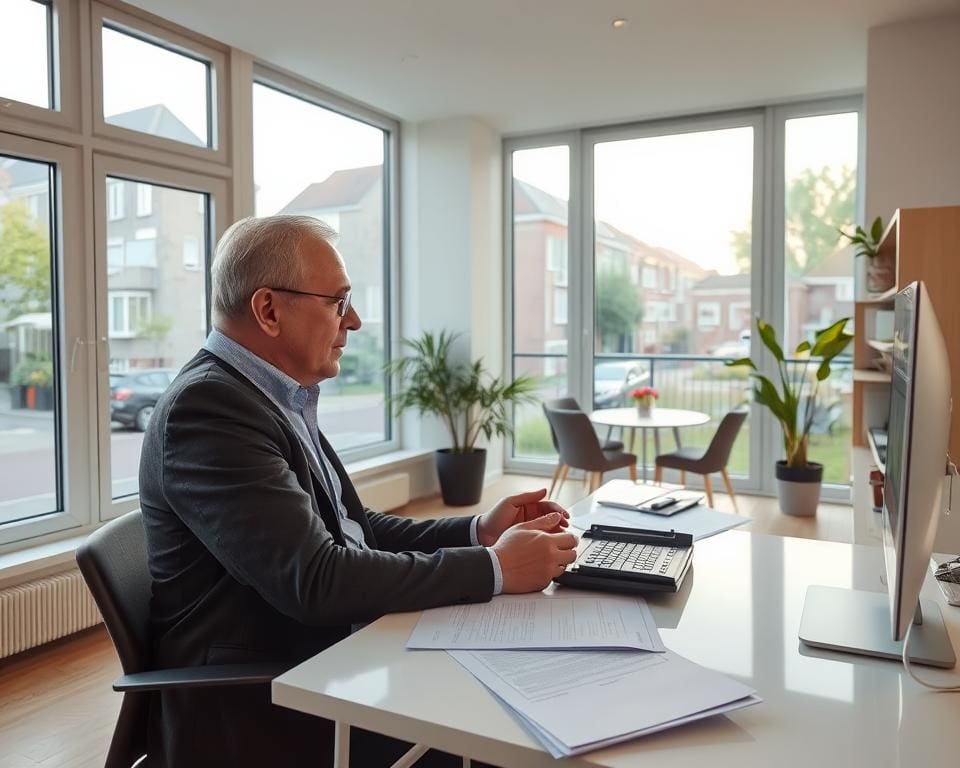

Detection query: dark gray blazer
xmin=139 ymin=349 xmax=494 ymax=767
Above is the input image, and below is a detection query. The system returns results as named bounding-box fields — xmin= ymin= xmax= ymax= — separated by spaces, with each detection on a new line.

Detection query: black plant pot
xmin=435 ymin=448 xmax=486 ymax=506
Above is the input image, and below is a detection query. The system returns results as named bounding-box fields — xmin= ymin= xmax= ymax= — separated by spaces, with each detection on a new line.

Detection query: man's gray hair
xmin=211 ymin=215 xmax=338 ymax=325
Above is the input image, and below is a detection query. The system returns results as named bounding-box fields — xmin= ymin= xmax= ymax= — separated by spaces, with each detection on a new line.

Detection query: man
xmin=139 ymin=215 xmax=578 ymax=767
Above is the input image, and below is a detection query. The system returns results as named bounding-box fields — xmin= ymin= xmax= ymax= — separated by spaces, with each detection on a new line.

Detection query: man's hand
xmin=476 ymin=488 xmax=570 ymax=547
xmin=491 ymin=514 xmax=578 ymax=593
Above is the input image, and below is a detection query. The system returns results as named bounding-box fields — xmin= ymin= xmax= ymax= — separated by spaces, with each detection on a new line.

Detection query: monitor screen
xmin=881 ymin=281 xmax=951 ymax=641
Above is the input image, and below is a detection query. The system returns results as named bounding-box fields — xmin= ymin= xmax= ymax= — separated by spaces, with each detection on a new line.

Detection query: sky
xmin=514 ymin=113 xmax=859 ymax=275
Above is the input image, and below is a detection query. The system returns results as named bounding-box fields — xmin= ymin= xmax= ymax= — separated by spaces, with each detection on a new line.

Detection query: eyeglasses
xmin=268 ymin=287 xmax=352 ymax=317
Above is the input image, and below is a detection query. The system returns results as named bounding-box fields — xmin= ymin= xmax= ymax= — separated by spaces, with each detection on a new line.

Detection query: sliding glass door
xmin=506 ymin=98 xmax=862 ymax=499
xmin=588 ymin=117 xmax=760 ymax=488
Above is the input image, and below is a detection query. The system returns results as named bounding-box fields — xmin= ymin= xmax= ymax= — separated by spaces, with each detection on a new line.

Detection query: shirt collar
xmin=204 ymin=328 xmax=317 ymax=411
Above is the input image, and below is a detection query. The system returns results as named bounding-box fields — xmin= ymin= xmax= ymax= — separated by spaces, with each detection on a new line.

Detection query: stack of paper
xmin=409 ymin=594 xmax=760 ymax=757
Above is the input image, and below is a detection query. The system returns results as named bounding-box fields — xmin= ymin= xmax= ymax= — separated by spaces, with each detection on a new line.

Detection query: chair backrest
xmin=543 ymin=407 xmax=609 ymax=471
xmin=701 ymin=408 xmax=749 ymax=470
xmin=76 ymin=510 xmax=153 ymax=675
xmin=542 ymin=397 xmax=582 ymax=452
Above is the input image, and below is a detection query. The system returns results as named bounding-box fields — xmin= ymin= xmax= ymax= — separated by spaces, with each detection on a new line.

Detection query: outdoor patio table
xmin=589 ymin=406 xmax=710 ymax=481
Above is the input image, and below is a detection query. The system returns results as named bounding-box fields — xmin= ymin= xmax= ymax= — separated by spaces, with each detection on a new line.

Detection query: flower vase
xmin=635 ymin=399 xmax=654 ymax=418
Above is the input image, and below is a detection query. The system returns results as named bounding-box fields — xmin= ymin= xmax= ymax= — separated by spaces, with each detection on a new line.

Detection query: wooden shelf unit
xmin=850 ymin=205 xmax=960 ymax=456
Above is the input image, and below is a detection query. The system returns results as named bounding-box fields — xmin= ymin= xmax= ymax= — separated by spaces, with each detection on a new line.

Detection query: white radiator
xmin=0 ymin=569 xmax=101 ymax=659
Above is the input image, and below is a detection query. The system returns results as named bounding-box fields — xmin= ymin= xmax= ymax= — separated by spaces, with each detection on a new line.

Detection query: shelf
xmin=853 ymin=369 xmax=891 ymax=384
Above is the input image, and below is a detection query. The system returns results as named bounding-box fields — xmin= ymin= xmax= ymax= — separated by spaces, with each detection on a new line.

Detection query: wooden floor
xmin=0 ymin=474 xmax=851 ymax=766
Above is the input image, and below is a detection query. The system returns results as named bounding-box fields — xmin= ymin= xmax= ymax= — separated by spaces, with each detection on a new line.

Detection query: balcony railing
xmin=513 ymin=353 xmax=853 ymax=486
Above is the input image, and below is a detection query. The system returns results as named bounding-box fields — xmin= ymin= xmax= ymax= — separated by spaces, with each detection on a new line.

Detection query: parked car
xmin=712 ymin=329 xmax=752 ymax=359
xmin=109 ymin=368 xmax=178 ymax=431
xmin=593 ymin=361 xmax=649 ymax=409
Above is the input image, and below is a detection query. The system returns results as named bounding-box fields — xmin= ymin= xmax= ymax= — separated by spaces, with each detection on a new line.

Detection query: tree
xmin=595 ymin=267 xmax=643 ymax=352
xmin=730 ymin=164 xmax=856 ymax=275
xmin=0 ymin=201 xmax=51 ymax=321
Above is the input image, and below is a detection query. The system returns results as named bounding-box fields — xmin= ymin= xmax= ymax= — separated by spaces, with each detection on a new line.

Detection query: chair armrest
xmin=113 ymin=662 xmax=289 ymax=692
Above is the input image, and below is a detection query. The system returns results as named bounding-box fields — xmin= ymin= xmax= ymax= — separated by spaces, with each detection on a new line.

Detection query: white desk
xmin=590 ymin=407 xmax=710 ymax=481
xmin=273 ymin=530 xmax=960 ymax=767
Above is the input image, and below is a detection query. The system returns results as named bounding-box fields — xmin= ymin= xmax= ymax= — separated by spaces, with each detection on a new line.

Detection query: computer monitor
xmin=799 ymin=280 xmax=956 ymax=668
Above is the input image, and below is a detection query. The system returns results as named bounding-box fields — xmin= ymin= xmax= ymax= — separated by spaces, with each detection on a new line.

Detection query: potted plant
xmin=11 ymin=357 xmax=55 ymax=411
xmin=631 ymin=386 xmax=658 ymax=417
xmin=727 ymin=317 xmax=853 ymax=517
xmin=386 ymin=330 xmax=539 ymax=506
xmin=838 ymin=215 xmax=893 ymax=294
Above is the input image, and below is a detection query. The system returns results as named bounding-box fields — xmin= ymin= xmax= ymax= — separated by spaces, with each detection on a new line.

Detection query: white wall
xmin=399 ymin=117 xmax=504 ymax=495
xmin=865 ymin=16 xmax=960 ymax=220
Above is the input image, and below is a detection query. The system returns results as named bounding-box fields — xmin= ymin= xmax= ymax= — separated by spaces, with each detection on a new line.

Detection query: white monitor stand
xmin=799 ymin=585 xmax=956 ymax=668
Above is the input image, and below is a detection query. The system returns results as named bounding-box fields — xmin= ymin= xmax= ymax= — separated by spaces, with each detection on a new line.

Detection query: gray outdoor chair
xmin=543 ymin=404 xmax=636 ymax=497
xmin=653 ymin=408 xmax=748 ymax=511
xmin=543 ymin=398 xmax=624 ymax=498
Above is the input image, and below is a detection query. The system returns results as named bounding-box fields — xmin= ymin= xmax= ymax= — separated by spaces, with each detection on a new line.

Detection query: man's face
xmin=279 ymin=237 xmax=361 ymax=385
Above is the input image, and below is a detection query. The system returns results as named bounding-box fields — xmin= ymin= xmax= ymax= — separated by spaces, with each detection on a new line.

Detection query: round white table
xmin=589 ymin=407 xmax=710 ymax=481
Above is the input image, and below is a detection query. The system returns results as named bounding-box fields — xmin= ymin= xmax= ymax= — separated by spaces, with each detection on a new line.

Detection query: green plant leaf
xmin=816 ymin=360 xmax=831 ymax=381
xmin=756 ymin=318 xmax=784 ymax=363
xmin=725 ymin=357 xmax=757 ymax=371
xmin=794 ymin=340 xmax=811 ymax=355
xmin=870 ymin=215 xmax=884 ymax=243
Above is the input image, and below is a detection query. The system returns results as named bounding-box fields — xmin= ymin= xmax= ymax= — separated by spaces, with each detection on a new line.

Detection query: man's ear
xmin=249 ymin=288 xmax=282 ymax=338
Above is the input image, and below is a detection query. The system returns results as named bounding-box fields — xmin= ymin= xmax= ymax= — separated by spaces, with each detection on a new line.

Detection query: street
xmin=0 ymin=394 xmax=386 ymax=517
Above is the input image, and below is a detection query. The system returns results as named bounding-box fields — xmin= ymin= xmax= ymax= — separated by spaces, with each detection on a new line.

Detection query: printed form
xmin=406 ymin=593 xmax=665 ymax=651
xmin=450 ymin=648 xmax=761 ymax=757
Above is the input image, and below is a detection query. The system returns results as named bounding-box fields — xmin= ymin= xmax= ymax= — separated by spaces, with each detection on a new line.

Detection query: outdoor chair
xmin=543 ymin=404 xmax=636 ymax=497
xmin=543 ymin=398 xmax=624 ymax=498
xmin=654 ymin=408 xmax=748 ymax=511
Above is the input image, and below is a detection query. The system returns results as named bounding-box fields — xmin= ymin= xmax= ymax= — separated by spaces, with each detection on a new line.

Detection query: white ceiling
xmin=128 ymin=0 xmax=960 ymax=133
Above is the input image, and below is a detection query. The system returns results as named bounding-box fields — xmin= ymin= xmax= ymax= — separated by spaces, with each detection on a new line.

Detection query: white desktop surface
xmin=272 ymin=530 xmax=960 ymax=767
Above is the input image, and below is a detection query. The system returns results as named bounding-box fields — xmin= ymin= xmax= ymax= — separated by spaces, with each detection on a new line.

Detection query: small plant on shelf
xmin=838 ymin=215 xmax=893 ymax=293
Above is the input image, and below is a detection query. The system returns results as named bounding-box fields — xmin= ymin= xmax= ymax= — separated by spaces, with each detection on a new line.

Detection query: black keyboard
xmin=869 ymin=427 xmax=888 ymax=466
xmin=579 ymin=539 xmax=683 ymax=578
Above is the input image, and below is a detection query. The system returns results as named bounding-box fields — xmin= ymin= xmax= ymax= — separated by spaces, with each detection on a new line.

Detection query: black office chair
xmin=654 ymin=408 xmax=748 ymax=511
xmin=543 ymin=397 xmax=624 ymax=498
xmin=76 ymin=510 xmax=286 ymax=768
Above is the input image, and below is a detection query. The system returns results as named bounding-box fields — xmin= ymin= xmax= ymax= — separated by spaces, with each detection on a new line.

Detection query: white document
xmin=407 ymin=593 xmax=665 ymax=651
xmin=572 ymin=500 xmax=748 ymax=540
xmin=449 ymin=647 xmax=760 ymax=757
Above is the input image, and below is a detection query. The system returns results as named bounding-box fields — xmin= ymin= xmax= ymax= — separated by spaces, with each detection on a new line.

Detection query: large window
xmin=101 ymin=25 xmax=212 ymax=147
xmin=253 ymin=79 xmax=393 ymax=454
xmin=782 ymin=110 xmax=860 ymax=485
xmin=101 ymin=174 xmax=211 ymax=502
xmin=510 ymin=144 xmax=571 ymax=461
xmin=0 ymin=2 xmax=400 ymax=549
xmin=0 ymin=155 xmax=58 ymax=525
xmin=507 ymin=100 xmax=861 ymax=499
xmin=0 ymin=0 xmax=52 ymax=110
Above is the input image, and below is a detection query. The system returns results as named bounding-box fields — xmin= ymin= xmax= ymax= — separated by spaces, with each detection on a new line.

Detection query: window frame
xmin=0 ymin=0 xmax=80 ymax=131
xmin=90 ymin=2 xmax=228 ymax=163
xmin=93 ymin=154 xmax=228 ymax=521
xmin=505 ymin=98 xmax=862 ymax=501
xmin=253 ymin=64 xmax=401 ymax=461
xmin=0 ymin=133 xmax=92 ymax=548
